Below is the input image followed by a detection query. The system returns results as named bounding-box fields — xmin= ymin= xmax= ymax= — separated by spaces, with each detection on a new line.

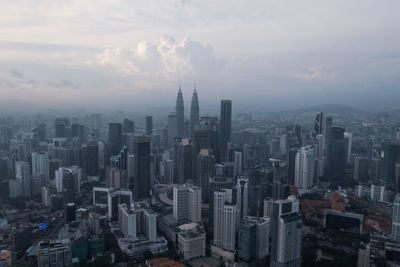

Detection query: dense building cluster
xmin=1 ymin=86 xmax=400 ymax=266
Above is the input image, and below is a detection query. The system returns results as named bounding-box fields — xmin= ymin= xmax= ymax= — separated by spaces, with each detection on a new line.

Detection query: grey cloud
xmin=8 ymin=69 xmax=24 ymax=78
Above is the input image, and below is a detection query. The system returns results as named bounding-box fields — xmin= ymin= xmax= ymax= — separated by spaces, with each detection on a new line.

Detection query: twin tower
xmin=175 ymin=83 xmax=199 ymax=138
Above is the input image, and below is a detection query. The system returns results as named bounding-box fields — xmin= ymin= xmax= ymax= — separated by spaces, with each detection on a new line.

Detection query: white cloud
xmin=97 ymin=36 xmax=223 ymax=80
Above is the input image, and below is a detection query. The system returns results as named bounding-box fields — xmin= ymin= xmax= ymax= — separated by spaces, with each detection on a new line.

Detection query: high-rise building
xmin=354 ymin=157 xmax=370 ymax=181
xmin=234 ymin=151 xmax=243 ymax=177
xmin=196 ymin=149 xmax=215 ymax=202
xmin=326 ymin=126 xmax=345 ymax=180
xmin=62 ymin=170 xmax=75 ymax=203
xmin=294 ymin=146 xmax=315 ymax=192
xmin=213 ymin=189 xmax=236 ymax=252
xmin=381 ymin=141 xmax=400 ymax=185
xmin=344 ymin=132 xmax=353 ymax=165
xmin=264 ymin=196 xmax=302 ymax=267
xmin=314 ymin=112 xmax=323 ymax=135
xmin=38 ymin=239 xmax=72 ymax=267
xmin=133 ymin=136 xmax=151 ymax=201
xmin=392 ymin=194 xmax=400 ymax=242
xmin=168 ymin=113 xmax=178 ymax=148
xmin=173 ymin=184 xmax=202 ymax=224
xmin=87 ymin=142 xmax=99 ymax=177
xmin=123 ymin=118 xmax=134 ymax=134
xmin=220 ymin=100 xmax=232 ymax=161
xmin=15 ymin=161 xmax=30 ymax=198
xmin=32 ymin=152 xmax=49 ymax=184
xmin=190 ymin=87 xmax=199 ymax=138
xmin=146 ymin=116 xmax=153 ymax=136
xmin=55 ymin=118 xmax=69 ymax=138
xmin=236 ymin=177 xmax=249 ymax=225
xmin=176 ymin=85 xmax=185 ymax=138
xmin=109 ymin=122 xmax=123 ymax=151
xmin=177 ymin=138 xmax=195 ymax=184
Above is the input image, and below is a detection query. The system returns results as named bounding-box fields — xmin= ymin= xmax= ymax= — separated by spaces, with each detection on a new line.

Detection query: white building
xmin=38 ymin=239 xmax=72 ymax=267
xmin=55 ymin=166 xmax=81 ymax=193
xmin=294 ymin=146 xmax=315 ymax=193
xmin=213 ymin=189 xmax=236 ymax=252
xmin=32 ymin=152 xmax=49 ymax=183
xmin=242 ymin=216 xmax=270 ymax=259
xmin=392 ymin=194 xmax=400 ymax=242
xmin=173 ymin=184 xmax=201 ymax=224
xmin=177 ymin=223 xmax=206 ymax=261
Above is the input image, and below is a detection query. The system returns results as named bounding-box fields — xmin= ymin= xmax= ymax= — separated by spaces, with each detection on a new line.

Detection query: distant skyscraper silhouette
xmin=133 ymin=136 xmax=151 ymax=201
xmin=109 ymin=122 xmax=123 ymax=151
xmin=123 ymin=118 xmax=134 ymax=134
xmin=176 ymin=84 xmax=185 ymax=138
xmin=146 ymin=116 xmax=153 ymax=136
xmin=326 ymin=126 xmax=345 ymax=180
xmin=314 ymin=112 xmax=323 ymax=135
xmin=220 ymin=100 xmax=232 ymax=162
xmin=190 ymin=86 xmax=199 ymax=138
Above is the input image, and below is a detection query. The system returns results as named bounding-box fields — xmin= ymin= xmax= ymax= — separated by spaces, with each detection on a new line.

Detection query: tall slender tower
xmin=220 ymin=100 xmax=232 ymax=161
xmin=176 ymin=84 xmax=185 ymax=138
xmin=190 ymin=86 xmax=199 ymax=138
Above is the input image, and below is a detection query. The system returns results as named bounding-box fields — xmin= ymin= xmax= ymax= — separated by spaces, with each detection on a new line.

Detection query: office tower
xmin=220 ymin=100 xmax=232 ymax=161
xmin=65 ymin=202 xmax=76 ymax=223
xmin=392 ymin=194 xmax=400 ymax=242
xmin=236 ymin=177 xmax=249 ymax=225
xmin=344 ymin=132 xmax=352 ymax=165
xmin=62 ymin=170 xmax=75 ymax=203
xmin=144 ymin=115 xmax=153 ymax=136
xmin=177 ymin=138 xmax=196 ymax=184
xmin=238 ymin=219 xmax=256 ymax=264
xmin=358 ymin=245 xmax=370 ymax=267
xmin=55 ymin=167 xmax=81 ymax=193
xmin=197 ymin=149 xmax=215 ymax=202
xmin=107 ymin=167 xmax=125 ymax=189
xmin=177 ymin=223 xmax=206 ymax=261
xmin=176 ymin=85 xmax=185 ymax=138
xmin=280 ymin=134 xmax=288 ymax=155
xmin=16 ymin=161 xmax=30 ymax=198
xmin=119 ymin=203 xmax=137 ymax=238
xmin=38 ymin=239 xmax=72 ymax=267
xmin=9 ymin=178 xmax=22 ymax=198
xmin=213 ymin=189 xmax=236 ymax=252
xmin=123 ymin=118 xmax=134 ymax=133
xmin=173 ymin=184 xmax=202 ymax=224
xmin=326 ymin=126 xmax=345 ymax=180
xmin=354 ymin=157 xmax=370 ymax=181
xmin=248 ymin=166 xmax=271 ymax=217
xmin=326 ymin=116 xmax=333 ymax=129
xmin=133 ymin=136 xmax=151 ymax=201
xmin=367 ymin=138 xmax=374 ymax=159
xmin=32 ymin=152 xmax=49 ymax=184
xmin=190 ymin=87 xmax=199 ymax=138
xmin=109 ymin=122 xmax=123 ymax=151
xmin=168 ymin=113 xmax=178 ymax=148
xmin=381 ymin=141 xmax=400 ymax=185
xmin=239 ymin=216 xmax=270 ymax=264
xmin=288 ymin=148 xmax=297 ymax=185
xmin=234 ymin=151 xmax=242 ymax=177
xmin=315 ymin=134 xmax=324 ymax=158
xmin=265 ymin=196 xmax=302 ymax=267
xmin=314 ymin=112 xmax=323 ymax=135
xmin=55 ymin=118 xmax=69 ymax=138
xmin=127 ymin=154 xmax=134 ymax=180
xmin=87 ymin=142 xmax=99 ymax=177
xmin=294 ymin=146 xmax=315 ymax=192
xmin=71 ymin=123 xmax=85 ymax=145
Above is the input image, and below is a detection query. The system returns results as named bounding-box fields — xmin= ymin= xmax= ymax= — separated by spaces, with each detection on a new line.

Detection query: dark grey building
xmin=326 ymin=126 xmax=345 ymax=180
xmin=133 ymin=136 xmax=151 ymax=201
xmin=220 ymin=100 xmax=232 ymax=162
xmin=146 ymin=116 xmax=153 ymax=136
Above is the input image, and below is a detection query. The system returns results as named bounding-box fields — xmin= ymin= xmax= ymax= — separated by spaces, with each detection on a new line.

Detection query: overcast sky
xmin=0 ymin=0 xmax=400 ymax=112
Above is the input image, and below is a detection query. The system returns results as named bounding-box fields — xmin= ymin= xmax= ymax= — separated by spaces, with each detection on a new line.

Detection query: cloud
xmin=8 ymin=69 xmax=24 ymax=78
xmin=98 ymin=36 xmax=224 ymax=80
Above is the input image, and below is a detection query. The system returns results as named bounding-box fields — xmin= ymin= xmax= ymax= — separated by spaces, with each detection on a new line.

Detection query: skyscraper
xmin=190 ymin=87 xmax=199 ymax=138
xmin=109 ymin=122 xmax=123 ymax=151
xmin=133 ymin=136 xmax=151 ymax=201
xmin=265 ymin=196 xmax=302 ymax=267
xmin=87 ymin=142 xmax=99 ymax=177
xmin=314 ymin=112 xmax=323 ymax=135
xmin=177 ymin=138 xmax=196 ymax=184
xmin=146 ymin=116 xmax=153 ymax=136
xmin=173 ymin=183 xmax=202 ymax=224
xmin=32 ymin=152 xmax=49 ymax=183
xmin=236 ymin=177 xmax=249 ymax=226
xmin=326 ymin=126 xmax=345 ymax=180
xmin=16 ymin=161 xmax=30 ymax=198
xmin=220 ymin=100 xmax=232 ymax=161
xmin=294 ymin=146 xmax=315 ymax=192
xmin=392 ymin=194 xmax=400 ymax=242
xmin=167 ymin=113 xmax=178 ymax=148
xmin=381 ymin=141 xmax=400 ymax=185
xmin=213 ymin=189 xmax=236 ymax=252
xmin=123 ymin=118 xmax=134 ymax=134
xmin=176 ymin=85 xmax=185 ymax=138
xmin=55 ymin=118 xmax=69 ymax=138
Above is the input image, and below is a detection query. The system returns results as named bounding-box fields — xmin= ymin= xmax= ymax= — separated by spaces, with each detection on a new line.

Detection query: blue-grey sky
xmin=0 ymin=0 xmax=400 ymax=112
